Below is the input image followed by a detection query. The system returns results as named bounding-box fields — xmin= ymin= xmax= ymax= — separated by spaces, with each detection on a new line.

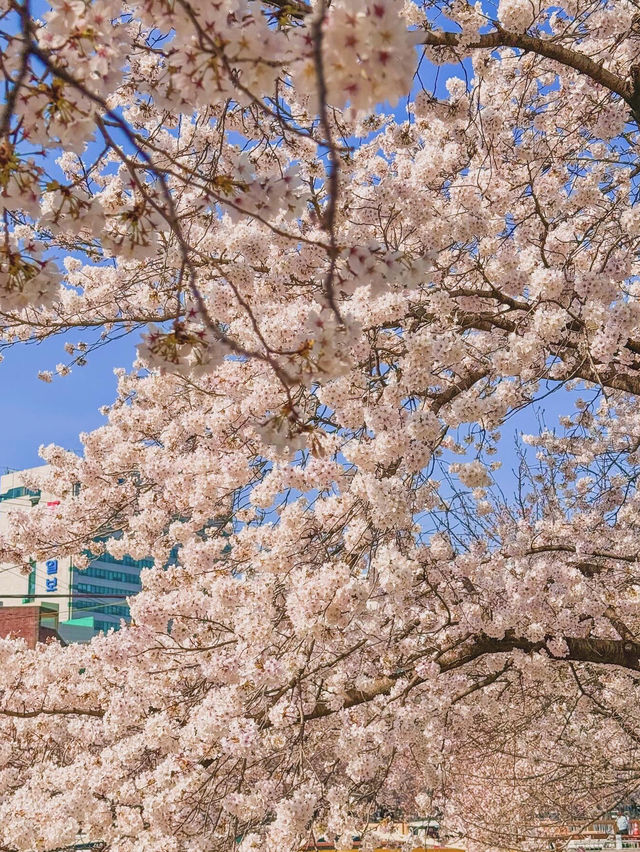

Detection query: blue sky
xmin=0 ymin=334 xmax=138 ymax=471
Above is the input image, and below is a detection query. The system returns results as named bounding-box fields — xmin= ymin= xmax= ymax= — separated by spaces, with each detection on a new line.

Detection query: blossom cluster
xmin=0 ymin=0 xmax=640 ymax=849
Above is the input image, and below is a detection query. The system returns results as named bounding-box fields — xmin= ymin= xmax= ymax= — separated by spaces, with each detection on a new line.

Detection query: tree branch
xmin=0 ymin=705 xmax=104 ymax=718
xmin=300 ymin=632 xmax=640 ymax=725
xmin=422 ymin=28 xmax=631 ymax=109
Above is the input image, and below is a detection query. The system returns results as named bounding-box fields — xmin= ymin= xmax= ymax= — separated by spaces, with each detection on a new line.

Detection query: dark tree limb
xmin=422 ymin=27 xmax=638 ymax=117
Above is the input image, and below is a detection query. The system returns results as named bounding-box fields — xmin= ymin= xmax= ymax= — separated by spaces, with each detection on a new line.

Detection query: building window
xmin=0 ymin=486 xmax=41 ymax=504
xmin=74 ymin=566 xmax=142 ymax=585
xmin=72 ymin=602 xmax=130 ymax=618
xmin=73 ymin=582 xmax=135 ymax=596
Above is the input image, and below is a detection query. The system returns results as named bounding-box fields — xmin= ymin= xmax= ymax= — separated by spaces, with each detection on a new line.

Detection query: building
xmin=0 ymin=467 xmax=152 ymax=642
xmin=0 ymin=603 xmax=63 ymax=648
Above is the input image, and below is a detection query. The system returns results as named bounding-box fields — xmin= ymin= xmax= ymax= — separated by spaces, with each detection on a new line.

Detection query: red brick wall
xmin=0 ymin=606 xmax=52 ymax=648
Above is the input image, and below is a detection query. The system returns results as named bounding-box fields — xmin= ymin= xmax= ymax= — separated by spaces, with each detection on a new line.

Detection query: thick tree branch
xmin=0 ymin=705 xmax=104 ymax=718
xmin=423 ymin=28 xmax=633 ymax=111
xmin=299 ymin=632 xmax=640 ymax=726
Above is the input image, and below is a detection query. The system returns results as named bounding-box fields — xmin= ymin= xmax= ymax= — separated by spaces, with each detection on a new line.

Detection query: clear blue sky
xmin=0 ymin=334 xmax=138 ymax=471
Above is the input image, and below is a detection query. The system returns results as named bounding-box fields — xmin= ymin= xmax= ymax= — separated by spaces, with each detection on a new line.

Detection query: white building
xmin=0 ymin=466 xmax=151 ymax=642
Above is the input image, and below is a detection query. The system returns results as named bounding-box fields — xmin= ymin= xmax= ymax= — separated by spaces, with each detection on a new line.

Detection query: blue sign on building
xmin=45 ymin=560 xmax=58 ymax=592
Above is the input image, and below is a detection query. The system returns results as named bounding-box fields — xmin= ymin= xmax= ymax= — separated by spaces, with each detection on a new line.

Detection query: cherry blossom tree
xmin=3 ymin=0 xmax=640 ymax=850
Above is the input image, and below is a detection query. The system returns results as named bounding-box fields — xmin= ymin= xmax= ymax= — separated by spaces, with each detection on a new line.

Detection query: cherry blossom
xmin=3 ymin=0 xmax=640 ymax=849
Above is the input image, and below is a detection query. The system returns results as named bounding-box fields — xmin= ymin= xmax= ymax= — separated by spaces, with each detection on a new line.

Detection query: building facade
xmin=0 ymin=467 xmax=152 ymax=642
xmin=0 ymin=604 xmax=62 ymax=648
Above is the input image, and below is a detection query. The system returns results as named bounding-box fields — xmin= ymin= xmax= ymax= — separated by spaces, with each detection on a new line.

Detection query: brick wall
xmin=0 ymin=606 xmax=61 ymax=648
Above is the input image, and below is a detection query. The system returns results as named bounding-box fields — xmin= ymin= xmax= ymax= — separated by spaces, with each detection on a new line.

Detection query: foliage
xmin=2 ymin=0 xmax=640 ymax=849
